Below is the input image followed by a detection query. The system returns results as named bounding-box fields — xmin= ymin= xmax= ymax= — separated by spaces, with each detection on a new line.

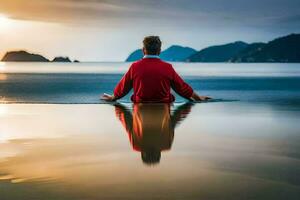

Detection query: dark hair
xmin=141 ymin=149 xmax=161 ymax=165
xmin=143 ymin=36 xmax=162 ymax=55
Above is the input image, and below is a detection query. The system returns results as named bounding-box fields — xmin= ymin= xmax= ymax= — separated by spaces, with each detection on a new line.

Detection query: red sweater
xmin=114 ymin=58 xmax=193 ymax=103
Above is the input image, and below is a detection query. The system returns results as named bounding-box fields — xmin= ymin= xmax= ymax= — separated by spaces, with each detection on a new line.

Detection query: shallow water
xmin=0 ymin=62 xmax=300 ymax=199
xmin=1 ymin=62 xmax=300 ymax=105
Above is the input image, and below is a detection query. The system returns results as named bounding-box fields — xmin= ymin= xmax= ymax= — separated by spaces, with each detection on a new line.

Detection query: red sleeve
xmin=170 ymin=66 xmax=193 ymax=99
xmin=114 ymin=64 xmax=134 ymax=99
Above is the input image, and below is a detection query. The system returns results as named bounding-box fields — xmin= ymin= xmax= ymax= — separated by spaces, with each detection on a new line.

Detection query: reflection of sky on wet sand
xmin=0 ymin=103 xmax=300 ymax=199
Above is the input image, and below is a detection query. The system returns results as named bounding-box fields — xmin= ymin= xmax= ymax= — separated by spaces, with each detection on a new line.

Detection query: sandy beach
xmin=0 ymin=103 xmax=300 ymax=199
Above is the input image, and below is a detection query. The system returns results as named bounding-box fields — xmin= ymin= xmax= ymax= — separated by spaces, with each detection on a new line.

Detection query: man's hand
xmin=197 ymin=96 xmax=211 ymax=101
xmin=190 ymin=92 xmax=211 ymax=101
xmin=100 ymin=93 xmax=116 ymax=102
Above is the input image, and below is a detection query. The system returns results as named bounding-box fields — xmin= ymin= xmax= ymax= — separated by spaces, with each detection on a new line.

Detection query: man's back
xmin=130 ymin=58 xmax=176 ymax=102
xmin=114 ymin=58 xmax=193 ymax=103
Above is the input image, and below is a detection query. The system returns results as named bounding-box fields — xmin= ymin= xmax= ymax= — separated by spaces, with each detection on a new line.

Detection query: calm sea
xmin=0 ymin=62 xmax=300 ymax=105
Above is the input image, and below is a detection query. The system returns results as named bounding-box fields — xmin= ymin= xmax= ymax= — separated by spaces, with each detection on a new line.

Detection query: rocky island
xmin=1 ymin=51 xmax=78 ymax=62
xmin=52 ymin=57 xmax=72 ymax=62
xmin=1 ymin=50 xmax=49 ymax=62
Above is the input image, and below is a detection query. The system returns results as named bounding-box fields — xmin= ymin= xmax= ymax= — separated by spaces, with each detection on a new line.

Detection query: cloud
xmin=0 ymin=0 xmax=300 ymax=30
xmin=0 ymin=0 xmax=132 ymax=23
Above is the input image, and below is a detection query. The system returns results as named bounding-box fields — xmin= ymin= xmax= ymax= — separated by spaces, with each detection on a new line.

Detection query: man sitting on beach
xmin=101 ymin=36 xmax=210 ymax=102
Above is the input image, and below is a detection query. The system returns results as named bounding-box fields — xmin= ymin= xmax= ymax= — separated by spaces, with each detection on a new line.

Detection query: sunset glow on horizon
xmin=0 ymin=14 xmax=11 ymax=28
xmin=0 ymin=0 xmax=299 ymax=61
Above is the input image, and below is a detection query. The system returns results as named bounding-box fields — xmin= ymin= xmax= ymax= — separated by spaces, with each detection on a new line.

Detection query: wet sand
xmin=0 ymin=102 xmax=299 ymax=200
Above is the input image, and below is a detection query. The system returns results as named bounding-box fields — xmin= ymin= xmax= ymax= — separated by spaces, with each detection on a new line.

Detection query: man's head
xmin=141 ymin=149 xmax=161 ymax=165
xmin=143 ymin=36 xmax=162 ymax=55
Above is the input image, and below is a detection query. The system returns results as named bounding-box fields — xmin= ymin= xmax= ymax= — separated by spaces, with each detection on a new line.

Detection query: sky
xmin=0 ymin=0 xmax=299 ymax=61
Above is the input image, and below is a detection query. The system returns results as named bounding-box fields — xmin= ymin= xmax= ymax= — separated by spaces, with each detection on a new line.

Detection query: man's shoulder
xmin=134 ymin=58 xmax=172 ymax=67
xmin=158 ymin=59 xmax=172 ymax=66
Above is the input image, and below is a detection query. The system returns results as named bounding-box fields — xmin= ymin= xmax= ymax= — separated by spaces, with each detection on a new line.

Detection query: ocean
xmin=1 ymin=62 xmax=300 ymax=105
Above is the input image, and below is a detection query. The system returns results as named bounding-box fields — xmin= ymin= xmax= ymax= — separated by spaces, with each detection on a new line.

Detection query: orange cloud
xmin=0 ymin=0 xmax=129 ymax=24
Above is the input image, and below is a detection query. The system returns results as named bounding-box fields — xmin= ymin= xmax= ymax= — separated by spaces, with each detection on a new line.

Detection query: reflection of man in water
xmin=114 ymin=103 xmax=193 ymax=165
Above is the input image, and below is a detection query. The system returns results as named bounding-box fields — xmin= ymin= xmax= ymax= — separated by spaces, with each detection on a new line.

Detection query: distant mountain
xmin=186 ymin=41 xmax=249 ymax=62
xmin=1 ymin=50 xmax=49 ymax=62
xmin=160 ymin=45 xmax=197 ymax=61
xmin=230 ymin=34 xmax=300 ymax=62
xmin=126 ymin=49 xmax=143 ymax=62
xmin=126 ymin=45 xmax=197 ymax=62
xmin=229 ymin=43 xmax=266 ymax=62
xmin=1 ymin=50 xmax=78 ymax=62
xmin=52 ymin=57 xmax=72 ymax=62
xmin=126 ymin=34 xmax=300 ymax=63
